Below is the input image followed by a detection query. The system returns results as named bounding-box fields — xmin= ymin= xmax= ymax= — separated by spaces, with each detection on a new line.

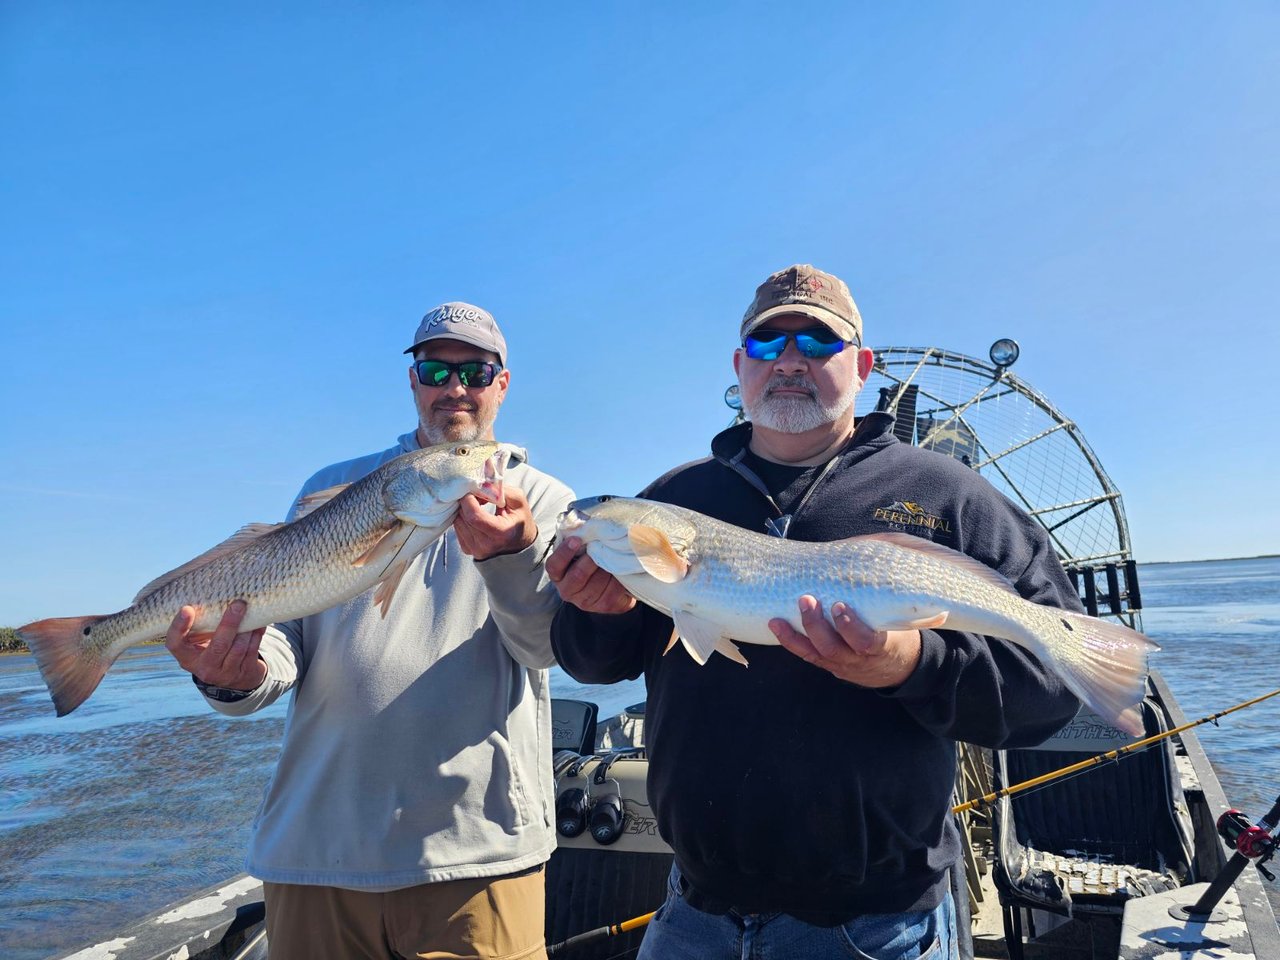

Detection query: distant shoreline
xmin=0 ymin=635 xmax=164 ymax=656
xmin=1141 ymin=554 xmax=1280 ymax=566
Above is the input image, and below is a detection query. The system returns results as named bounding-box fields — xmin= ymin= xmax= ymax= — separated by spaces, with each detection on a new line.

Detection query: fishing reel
xmin=1172 ymin=794 xmax=1280 ymax=922
xmin=1217 ymin=809 xmax=1279 ymax=878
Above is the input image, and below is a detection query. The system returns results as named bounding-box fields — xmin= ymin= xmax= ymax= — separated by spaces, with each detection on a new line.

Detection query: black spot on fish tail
xmin=1061 ymin=619 xmax=1074 ymax=631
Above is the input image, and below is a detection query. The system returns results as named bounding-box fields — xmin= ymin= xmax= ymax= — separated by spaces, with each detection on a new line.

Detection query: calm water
xmin=2 ymin=558 xmax=1278 ymax=959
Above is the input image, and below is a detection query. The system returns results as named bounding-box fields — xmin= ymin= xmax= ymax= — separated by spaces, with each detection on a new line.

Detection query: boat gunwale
xmin=1148 ymin=669 xmax=1280 ymax=956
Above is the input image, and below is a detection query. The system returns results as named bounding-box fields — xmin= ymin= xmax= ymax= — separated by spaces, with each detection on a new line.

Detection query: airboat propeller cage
xmin=860 ymin=344 xmax=1141 ymax=628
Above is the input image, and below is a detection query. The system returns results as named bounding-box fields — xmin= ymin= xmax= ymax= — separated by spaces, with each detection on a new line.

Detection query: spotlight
xmin=989 ymin=338 xmax=1020 ymax=370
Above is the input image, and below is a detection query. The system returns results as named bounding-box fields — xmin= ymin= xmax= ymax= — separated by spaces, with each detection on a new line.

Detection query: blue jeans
xmin=637 ymin=864 xmax=956 ymax=960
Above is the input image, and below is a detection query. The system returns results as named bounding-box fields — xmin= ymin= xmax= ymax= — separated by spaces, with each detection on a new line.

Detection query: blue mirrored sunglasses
xmin=414 ymin=359 xmax=502 ymax=388
xmin=743 ymin=326 xmax=854 ymax=361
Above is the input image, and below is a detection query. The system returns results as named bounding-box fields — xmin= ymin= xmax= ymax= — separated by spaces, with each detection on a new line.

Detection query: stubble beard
xmin=743 ymin=374 xmax=859 ymax=434
xmin=419 ymin=404 xmax=496 ymax=446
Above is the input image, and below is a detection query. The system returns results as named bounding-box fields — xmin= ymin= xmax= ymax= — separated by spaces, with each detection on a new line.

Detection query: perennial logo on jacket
xmin=873 ymin=500 xmax=953 ymax=534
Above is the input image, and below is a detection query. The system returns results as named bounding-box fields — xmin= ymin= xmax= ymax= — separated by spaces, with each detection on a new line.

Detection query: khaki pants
xmin=263 ymin=866 xmax=547 ymax=960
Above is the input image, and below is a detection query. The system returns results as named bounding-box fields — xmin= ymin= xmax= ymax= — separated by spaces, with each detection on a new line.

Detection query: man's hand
xmin=770 ymin=597 xmax=922 ymax=688
xmin=453 ymin=486 xmax=538 ymax=560
xmin=546 ymin=536 xmax=637 ymax=615
xmin=165 ymin=600 xmax=268 ymax=692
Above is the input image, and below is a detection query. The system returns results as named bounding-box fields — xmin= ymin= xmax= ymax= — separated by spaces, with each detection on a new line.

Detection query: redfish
xmin=558 ymin=495 xmax=1156 ymax=736
xmin=21 ymin=441 xmax=512 ymax=715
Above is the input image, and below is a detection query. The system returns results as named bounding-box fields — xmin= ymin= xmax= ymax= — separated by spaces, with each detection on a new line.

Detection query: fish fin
xmin=353 ymin=522 xmax=414 ymax=569
xmin=1114 ymin=706 xmax=1144 ymax=740
xmin=628 ymin=525 xmax=689 ymax=584
xmin=662 ymin=625 xmax=680 ymax=655
xmin=1025 ymin=610 xmax=1158 ymax=738
xmin=852 ymin=532 xmax=1019 ymax=596
xmin=373 ymin=560 xmax=410 ymax=618
xmin=586 ymin=540 xmax=651 ymax=577
xmin=392 ymin=500 xmax=459 ymax=528
xmin=671 ymin=610 xmax=746 ymax=666
xmin=132 ymin=523 xmax=284 ymax=603
xmin=293 ymin=483 xmax=351 ymax=521
xmin=879 ymin=611 xmax=950 ymax=631
xmin=715 ymin=636 xmax=750 ymax=666
xmin=18 ymin=615 xmax=113 ymax=716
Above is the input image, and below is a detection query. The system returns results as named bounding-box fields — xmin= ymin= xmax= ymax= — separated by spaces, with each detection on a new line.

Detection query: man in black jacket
xmin=546 ymin=264 xmax=1082 ymax=960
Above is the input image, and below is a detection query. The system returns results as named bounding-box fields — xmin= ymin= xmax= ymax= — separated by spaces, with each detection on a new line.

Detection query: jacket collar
xmin=709 ymin=411 xmax=898 ymax=466
xmin=707 ymin=412 xmax=899 ymax=533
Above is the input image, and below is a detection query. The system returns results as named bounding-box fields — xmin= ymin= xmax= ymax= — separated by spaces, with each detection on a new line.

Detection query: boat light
xmin=989 ymin=338 xmax=1020 ymax=370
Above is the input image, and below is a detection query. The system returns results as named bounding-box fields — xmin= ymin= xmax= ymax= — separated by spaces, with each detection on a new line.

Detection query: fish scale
xmin=128 ymin=482 xmax=394 ymax=643
xmin=686 ymin=532 xmax=1024 ymax=641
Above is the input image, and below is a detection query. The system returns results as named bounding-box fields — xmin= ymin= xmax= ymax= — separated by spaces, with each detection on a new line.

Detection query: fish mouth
xmin=475 ymin=447 xmax=510 ymax=508
xmin=557 ymin=507 xmax=589 ymax=535
xmin=539 ymin=506 xmax=587 ymax=566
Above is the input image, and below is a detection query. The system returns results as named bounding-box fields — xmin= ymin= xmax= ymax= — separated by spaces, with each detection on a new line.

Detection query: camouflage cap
xmin=404 ymin=301 xmax=507 ymax=366
xmin=740 ymin=264 xmax=862 ymax=345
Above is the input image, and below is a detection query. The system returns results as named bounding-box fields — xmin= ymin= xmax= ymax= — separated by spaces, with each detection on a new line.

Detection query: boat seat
xmin=991 ymin=697 xmax=1194 ymax=957
xmin=552 ymin=698 xmax=599 ymax=755
xmin=598 ymin=701 xmax=647 ymax=750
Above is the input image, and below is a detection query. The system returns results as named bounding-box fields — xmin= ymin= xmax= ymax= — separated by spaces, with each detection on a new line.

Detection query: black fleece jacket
xmin=550 ymin=413 xmax=1082 ymax=923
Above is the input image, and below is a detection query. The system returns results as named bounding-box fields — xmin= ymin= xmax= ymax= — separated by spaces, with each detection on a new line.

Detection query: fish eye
xmin=599 ymin=495 xmax=613 ymax=502
xmin=455 ymin=446 xmax=469 ymax=456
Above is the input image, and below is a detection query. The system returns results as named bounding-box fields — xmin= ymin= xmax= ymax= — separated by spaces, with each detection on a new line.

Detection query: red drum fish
xmin=558 ymin=495 xmax=1157 ymax=736
xmin=22 ymin=441 xmax=512 ymax=715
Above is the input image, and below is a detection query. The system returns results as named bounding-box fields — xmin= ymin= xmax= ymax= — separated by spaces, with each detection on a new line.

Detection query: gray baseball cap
xmin=404 ymin=301 xmax=508 ymax=366
xmin=740 ymin=264 xmax=862 ymax=345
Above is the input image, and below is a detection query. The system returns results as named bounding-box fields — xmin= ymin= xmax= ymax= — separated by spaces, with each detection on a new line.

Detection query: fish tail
xmin=18 ymin=615 xmax=114 ymax=716
xmin=1024 ymin=609 xmax=1159 ymax=738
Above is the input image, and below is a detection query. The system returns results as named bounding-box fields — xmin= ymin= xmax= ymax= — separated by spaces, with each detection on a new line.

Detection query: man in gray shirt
xmin=165 ymin=302 xmax=572 ymax=960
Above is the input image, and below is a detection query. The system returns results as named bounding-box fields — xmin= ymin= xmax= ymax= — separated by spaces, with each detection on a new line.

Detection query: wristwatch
xmin=191 ymin=673 xmax=255 ymax=703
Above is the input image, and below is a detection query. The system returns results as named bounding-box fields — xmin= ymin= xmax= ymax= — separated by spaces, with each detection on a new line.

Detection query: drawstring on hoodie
xmin=722 ymin=446 xmax=845 ymax=540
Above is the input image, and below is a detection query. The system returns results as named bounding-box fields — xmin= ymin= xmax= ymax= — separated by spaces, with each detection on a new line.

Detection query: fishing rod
xmin=953 ymin=685 xmax=1280 ymax=814
xmin=546 ymin=685 xmax=1280 ymax=956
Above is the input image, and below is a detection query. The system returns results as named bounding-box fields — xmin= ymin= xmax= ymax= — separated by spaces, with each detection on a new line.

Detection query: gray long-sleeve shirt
xmin=205 ymin=431 xmax=574 ymax=889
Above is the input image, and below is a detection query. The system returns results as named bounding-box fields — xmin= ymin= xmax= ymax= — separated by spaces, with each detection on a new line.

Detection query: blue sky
xmin=2 ymin=3 xmax=1277 ymax=625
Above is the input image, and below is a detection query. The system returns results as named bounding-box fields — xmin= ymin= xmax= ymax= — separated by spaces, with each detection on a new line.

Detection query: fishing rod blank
xmin=954 ymin=686 xmax=1280 ymax=814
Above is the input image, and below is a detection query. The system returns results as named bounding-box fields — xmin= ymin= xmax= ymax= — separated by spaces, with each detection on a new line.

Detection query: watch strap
xmin=192 ymin=673 xmax=255 ymax=703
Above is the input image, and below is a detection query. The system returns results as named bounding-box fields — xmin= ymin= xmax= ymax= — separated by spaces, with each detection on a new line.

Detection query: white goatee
xmin=743 ymin=375 xmax=860 ymax=434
